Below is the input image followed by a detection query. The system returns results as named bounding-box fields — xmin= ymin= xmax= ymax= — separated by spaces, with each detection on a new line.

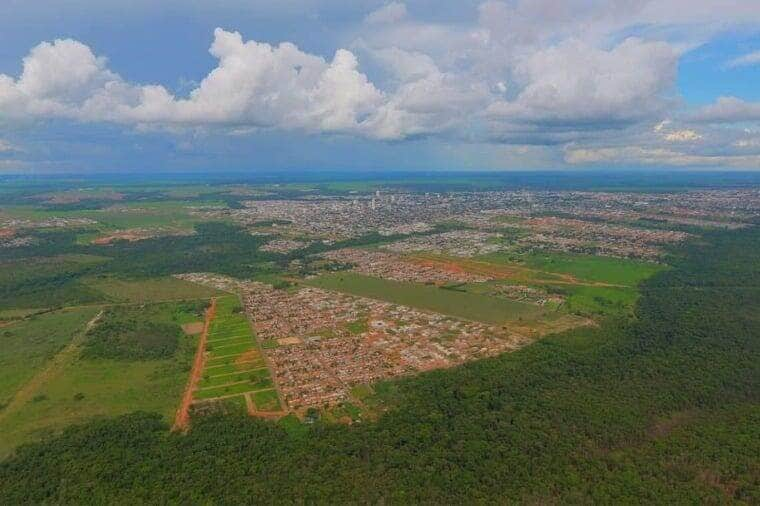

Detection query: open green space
xmin=559 ymin=284 xmax=641 ymax=317
xmin=81 ymin=302 xmax=203 ymax=361
xmin=252 ymin=389 xmax=281 ymax=411
xmin=195 ymin=382 xmax=274 ymax=400
xmin=519 ymin=251 xmax=666 ymax=286
xmin=0 ymin=307 xmax=100 ymax=407
xmin=0 ymin=199 xmax=224 ymax=232
xmin=200 ymin=368 xmax=269 ymax=388
xmin=82 ymin=276 xmax=223 ymax=303
xmin=2 ymin=226 xmax=757 ymax=503
xmin=306 ymin=272 xmax=547 ymax=324
xmin=0 ymin=301 xmax=201 ymax=457
xmin=203 ymin=361 xmax=266 ymax=377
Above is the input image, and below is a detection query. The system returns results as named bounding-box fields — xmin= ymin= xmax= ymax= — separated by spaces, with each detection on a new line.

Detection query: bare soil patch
xmin=277 ymin=337 xmax=302 ymax=346
xmin=234 ymin=349 xmax=260 ymax=366
xmin=182 ymin=322 xmax=204 ymax=335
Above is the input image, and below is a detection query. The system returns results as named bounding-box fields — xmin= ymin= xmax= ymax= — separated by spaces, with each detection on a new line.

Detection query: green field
xmin=83 ymin=276 xmax=223 ymax=303
xmin=0 ymin=301 xmax=202 ymax=457
xmin=253 ymin=389 xmax=281 ymax=411
xmin=306 ymin=272 xmax=547 ymax=325
xmin=0 ymin=307 xmax=100 ymax=407
xmin=0 ymin=199 xmax=224 ymax=232
xmin=520 ymin=252 xmax=666 ymax=286
xmin=195 ymin=296 xmax=279 ymax=409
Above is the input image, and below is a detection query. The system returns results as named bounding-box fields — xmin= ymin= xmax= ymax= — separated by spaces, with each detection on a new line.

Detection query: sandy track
xmin=172 ymin=297 xmax=217 ymax=432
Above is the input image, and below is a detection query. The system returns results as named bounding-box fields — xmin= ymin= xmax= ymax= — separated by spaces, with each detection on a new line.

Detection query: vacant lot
xmin=307 ymin=273 xmax=546 ymax=325
xmin=84 ymin=275 xmax=223 ymax=303
xmin=0 ymin=307 xmax=99 ymax=407
xmin=520 ymin=252 xmax=665 ymax=286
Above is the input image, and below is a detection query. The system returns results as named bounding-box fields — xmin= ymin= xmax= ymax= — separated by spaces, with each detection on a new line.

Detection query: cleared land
xmin=174 ymin=298 xmax=216 ymax=431
xmin=408 ymin=252 xmax=665 ymax=318
xmin=518 ymin=252 xmax=666 ymax=286
xmin=192 ymin=296 xmax=281 ymax=413
xmin=306 ymin=272 xmax=547 ymax=325
xmin=84 ymin=275 xmax=223 ymax=303
xmin=0 ymin=307 xmax=100 ymax=407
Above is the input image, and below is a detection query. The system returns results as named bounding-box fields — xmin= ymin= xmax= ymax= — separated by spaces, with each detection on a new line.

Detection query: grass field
xmin=436 ymin=251 xmax=665 ymax=318
xmin=0 ymin=199 xmax=225 ymax=232
xmin=0 ymin=301 xmax=202 ymax=457
xmin=83 ymin=276 xmax=223 ymax=303
xmin=252 ymin=389 xmax=281 ymax=411
xmin=194 ymin=296 xmax=280 ymax=410
xmin=519 ymin=252 xmax=665 ymax=286
xmin=307 ymin=272 xmax=548 ymax=325
xmin=0 ymin=307 xmax=100 ymax=407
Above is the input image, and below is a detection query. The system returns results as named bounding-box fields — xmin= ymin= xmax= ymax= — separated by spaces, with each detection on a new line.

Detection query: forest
xmin=0 ymin=226 xmax=757 ymax=503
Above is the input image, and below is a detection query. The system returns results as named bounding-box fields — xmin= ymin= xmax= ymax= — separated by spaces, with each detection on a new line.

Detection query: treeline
xmin=1 ymin=228 xmax=759 ymax=503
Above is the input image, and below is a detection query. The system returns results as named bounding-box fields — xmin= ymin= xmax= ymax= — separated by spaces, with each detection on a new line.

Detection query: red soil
xmin=172 ymin=297 xmax=217 ymax=432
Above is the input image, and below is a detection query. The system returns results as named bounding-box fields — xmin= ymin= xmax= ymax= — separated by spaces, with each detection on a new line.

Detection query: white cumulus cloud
xmin=364 ymin=2 xmax=407 ymax=25
xmin=693 ymin=97 xmax=760 ymax=123
xmin=726 ymin=50 xmax=760 ymax=68
xmin=485 ymin=37 xmax=678 ymax=127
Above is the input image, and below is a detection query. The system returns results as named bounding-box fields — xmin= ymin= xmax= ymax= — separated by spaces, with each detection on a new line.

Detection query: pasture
xmin=520 ymin=252 xmax=665 ymax=286
xmin=83 ymin=275 xmax=223 ymax=303
xmin=307 ymin=273 xmax=547 ymax=325
xmin=0 ymin=307 xmax=100 ymax=408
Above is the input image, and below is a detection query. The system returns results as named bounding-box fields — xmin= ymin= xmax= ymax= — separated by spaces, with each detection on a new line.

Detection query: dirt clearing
xmin=172 ymin=298 xmax=216 ymax=432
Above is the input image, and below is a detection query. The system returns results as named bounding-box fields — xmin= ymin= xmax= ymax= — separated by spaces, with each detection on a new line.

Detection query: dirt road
xmin=172 ymin=297 xmax=217 ymax=432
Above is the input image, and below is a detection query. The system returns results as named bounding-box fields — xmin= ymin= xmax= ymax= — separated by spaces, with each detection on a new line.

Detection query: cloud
xmin=485 ymin=37 xmax=678 ymax=128
xmin=0 ymin=30 xmax=401 ymax=138
xmin=364 ymin=2 xmax=407 ymax=25
xmin=663 ymin=129 xmax=702 ymax=142
xmin=0 ymin=27 xmax=488 ymax=142
xmin=0 ymin=139 xmax=16 ymax=152
xmin=565 ymin=145 xmax=760 ymax=168
xmin=653 ymin=121 xmax=703 ymax=142
xmin=2 ymin=1 xmax=760 ymax=170
xmin=693 ymin=97 xmax=760 ymax=123
xmin=726 ymin=50 xmax=760 ymax=68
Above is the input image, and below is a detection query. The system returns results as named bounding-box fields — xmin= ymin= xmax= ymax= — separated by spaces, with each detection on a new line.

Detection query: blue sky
xmin=0 ymin=1 xmax=759 ymax=173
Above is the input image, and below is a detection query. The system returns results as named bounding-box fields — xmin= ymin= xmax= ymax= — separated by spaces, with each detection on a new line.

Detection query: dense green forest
xmin=0 ymin=227 xmax=758 ymax=503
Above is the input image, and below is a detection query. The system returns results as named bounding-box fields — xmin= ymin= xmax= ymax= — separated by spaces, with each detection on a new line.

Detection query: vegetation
xmin=307 ymin=272 xmax=547 ymax=324
xmin=82 ymin=275 xmax=222 ymax=303
xmin=0 ymin=226 xmax=756 ymax=503
xmin=521 ymin=251 xmax=666 ymax=286
xmin=0 ymin=307 xmax=99 ymax=407
xmin=0 ymin=254 xmax=110 ymax=310
xmin=195 ymin=296 xmax=276 ymax=404
xmin=82 ymin=306 xmax=183 ymax=360
xmin=0 ymin=302 xmax=201 ymax=457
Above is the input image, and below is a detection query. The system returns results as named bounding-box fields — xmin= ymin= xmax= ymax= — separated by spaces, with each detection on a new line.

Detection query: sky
xmin=0 ymin=0 xmax=759 ymax=173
